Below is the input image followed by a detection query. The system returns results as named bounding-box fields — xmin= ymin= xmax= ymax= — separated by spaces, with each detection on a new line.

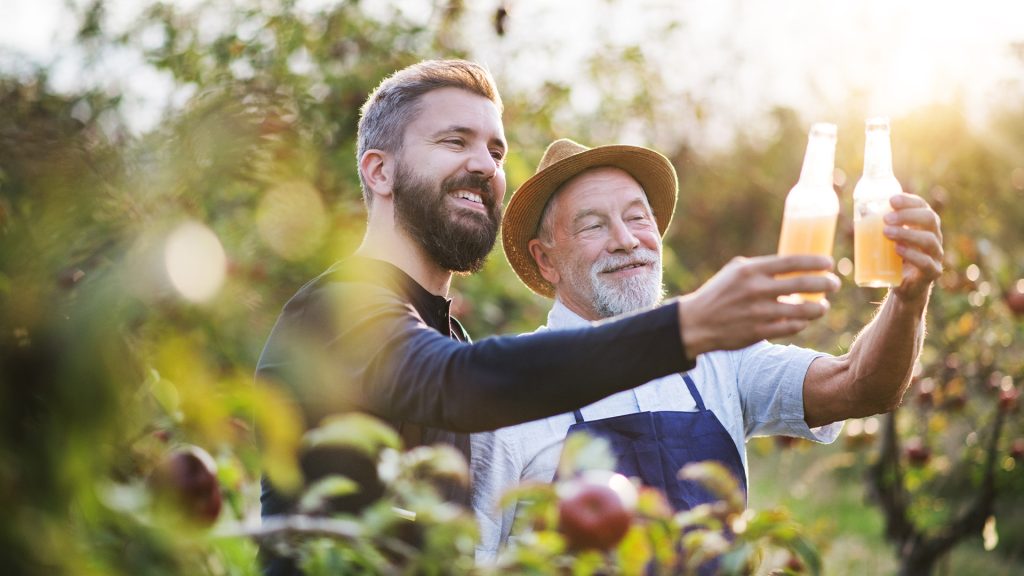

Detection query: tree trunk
xmin=898 ymin=544 xmax=942 ymax=576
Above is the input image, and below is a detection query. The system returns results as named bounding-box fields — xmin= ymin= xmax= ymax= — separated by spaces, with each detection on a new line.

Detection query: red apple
xmin=904 ymin=437 xmax=931 ymax=467
xmin=999 ymin=387 xmax=1020 ymax=413
xmin=1006 ymin=281 xmax=1024 ymax=317
xmin=558 ymin=473 xmax=635 ymax=551
xmin=985 ymin=372 xmax=1004 ymax=395
xmin=149 ymin=445 xmax=222 ymax=526
xmin=915 ymin=389 xmax=934 ymax=408
xmin=1010 ymin=438 xmax=1024 ymax=460
xmin=915 ymin=378 xmax=935 ymax=408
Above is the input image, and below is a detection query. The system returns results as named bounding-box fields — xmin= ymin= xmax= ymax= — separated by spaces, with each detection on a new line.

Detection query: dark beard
xmin=392 ymin=162 xmax=502 ymax=274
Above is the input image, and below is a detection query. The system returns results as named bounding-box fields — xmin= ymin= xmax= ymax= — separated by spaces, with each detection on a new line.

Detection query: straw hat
xmin=502 ymin=138 xmax=678 ymax=298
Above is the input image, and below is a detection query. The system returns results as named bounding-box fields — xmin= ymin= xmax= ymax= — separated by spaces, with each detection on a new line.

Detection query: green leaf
xmin=303 ymin=412 xmax=402 ymax=457
xmin=299 ymin=475 xmax=361 ymax=513
xmin=616 ymin=525 xmax=652 ymax=576
xmin=717 ymin=541 xmax=754 ymax=575
xmin=678 ymin=460 xmax=745 ymax=513
xmin=498 ymin=481 xmax=557 ymax=510
xmin=557 ymin=432 xmax=616 ymax=478
xmin=401 ymin=444 xmax=470 ymax=485
xmin=147 ymin=369 xmax=182 ymax=421
xmin=788 ymin=534 xmax=823 ymax=576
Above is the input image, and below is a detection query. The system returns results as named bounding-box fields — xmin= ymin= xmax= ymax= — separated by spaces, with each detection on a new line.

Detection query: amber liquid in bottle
xmin=777 ymin=122 xmax=839 ymax=302
xmin=853 ymin=118 xmax=903 ymax=288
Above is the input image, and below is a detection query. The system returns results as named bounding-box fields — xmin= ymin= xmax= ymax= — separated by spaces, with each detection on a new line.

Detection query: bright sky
xmin=2 ymin=0 xmax=1022 ymax=149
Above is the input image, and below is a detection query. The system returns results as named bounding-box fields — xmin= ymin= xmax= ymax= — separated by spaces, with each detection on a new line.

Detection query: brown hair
xmin=356 ymin=59 xmax=503 ymax=207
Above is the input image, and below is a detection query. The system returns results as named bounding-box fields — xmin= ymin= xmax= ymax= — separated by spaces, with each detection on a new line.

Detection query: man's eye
xmin=443 ymin=138 xmax=464 ymax=146
xmin=490 ymin=150 xmax=504 ymax=161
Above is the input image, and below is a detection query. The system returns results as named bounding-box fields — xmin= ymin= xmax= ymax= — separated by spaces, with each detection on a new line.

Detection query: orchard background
xmin=1 ymin=1 xmax=1022 ymax=575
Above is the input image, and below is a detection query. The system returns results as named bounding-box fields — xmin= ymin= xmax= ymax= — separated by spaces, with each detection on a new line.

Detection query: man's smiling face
xmin=532 ymin=166 xmax=664 ymax=320
xmin=391 ymin=87 xmax=507 ymax=273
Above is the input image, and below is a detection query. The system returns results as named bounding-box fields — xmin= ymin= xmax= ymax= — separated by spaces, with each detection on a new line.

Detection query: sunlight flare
xmin=164 ymin=221 xmax=227 ymax=303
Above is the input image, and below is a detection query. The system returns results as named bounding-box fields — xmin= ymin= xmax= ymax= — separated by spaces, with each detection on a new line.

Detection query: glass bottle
xmin=777 ymin=122 xmax=839 ymax=302
xmin=853 ymin=117 xmax=903 ymax=287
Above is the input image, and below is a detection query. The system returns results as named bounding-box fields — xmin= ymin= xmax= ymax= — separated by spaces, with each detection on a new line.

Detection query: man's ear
xmin=528 ymin=238 xmax=561 ymax=285
xmin=359 ymin=149 xmax=395 ymax=200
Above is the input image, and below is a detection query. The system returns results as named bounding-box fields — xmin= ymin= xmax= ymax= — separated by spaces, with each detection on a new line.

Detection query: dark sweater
xmin=256 ymin=255 xmax=692 ymax=522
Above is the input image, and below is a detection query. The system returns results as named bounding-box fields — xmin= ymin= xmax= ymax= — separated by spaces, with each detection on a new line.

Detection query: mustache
xmin=595 ymin=249 xmax=660 ymax=273
xmin=442 ymin=173 xmax=495 ymax=208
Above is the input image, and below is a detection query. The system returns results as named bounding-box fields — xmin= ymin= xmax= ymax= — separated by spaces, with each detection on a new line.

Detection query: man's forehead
xmin=412 ymin=88 xmax=504 ymax=136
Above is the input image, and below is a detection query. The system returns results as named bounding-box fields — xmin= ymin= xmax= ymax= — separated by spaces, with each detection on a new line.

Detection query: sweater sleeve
xmin=259 ymin=280 xmax=694 ymax=432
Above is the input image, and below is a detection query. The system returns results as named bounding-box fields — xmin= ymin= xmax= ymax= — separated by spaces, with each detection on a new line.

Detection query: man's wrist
xmin=675 ymin=296 xmax=704 ymax=362
xmin=891 ymin=282 xmax=932 ymax=317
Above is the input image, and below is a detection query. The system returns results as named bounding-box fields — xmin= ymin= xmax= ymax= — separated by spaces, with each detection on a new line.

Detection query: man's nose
xmin=465 ymin=143 xmax=498 ymax=179
xmin=607 ymin=219 xmax=640 ymax=252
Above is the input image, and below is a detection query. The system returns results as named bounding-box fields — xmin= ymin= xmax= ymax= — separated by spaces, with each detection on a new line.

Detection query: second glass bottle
xmin=853 ymin=117 xmax=903 ymax=288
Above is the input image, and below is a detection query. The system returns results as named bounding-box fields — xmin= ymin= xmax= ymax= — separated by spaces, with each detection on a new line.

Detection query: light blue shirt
xmin=470 ymin=300 xmax=843 ymax=563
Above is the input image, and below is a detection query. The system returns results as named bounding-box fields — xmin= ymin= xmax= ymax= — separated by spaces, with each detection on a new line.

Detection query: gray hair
xmin=356 ymin=59 xmax=503 ymax=207
xmin=535 ymin=193 xmax=561 ymax=246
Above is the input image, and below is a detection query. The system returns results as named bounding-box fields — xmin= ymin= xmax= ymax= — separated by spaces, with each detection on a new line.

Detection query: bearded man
xmin=256 ymin=61 xmax=842 ymax=574
xmin=471 ymin=138 xmax=943 ymax=562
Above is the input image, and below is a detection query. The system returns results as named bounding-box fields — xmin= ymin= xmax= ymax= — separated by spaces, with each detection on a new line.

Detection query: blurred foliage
xmin=1 ymin=0 xmax=1023 ymax=575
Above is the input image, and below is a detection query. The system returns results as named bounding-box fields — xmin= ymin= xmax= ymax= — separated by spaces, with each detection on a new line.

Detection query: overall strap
xmin=682 ymin=374 xmax=706 ymax=411
xmin=573 ymin=409 xmax=585 ymax=424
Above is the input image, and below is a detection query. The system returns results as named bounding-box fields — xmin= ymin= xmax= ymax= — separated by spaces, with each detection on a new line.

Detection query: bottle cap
xmin=866 ymin=117 xmax=890 ymax=131
xmin=809 ymin=122 xmax=837 ymax=138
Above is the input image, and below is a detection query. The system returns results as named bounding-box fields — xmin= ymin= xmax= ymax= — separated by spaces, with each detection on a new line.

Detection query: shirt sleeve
xmin=260 ymin=280 xmax=694 ymax=432
xmin=734 ymin=341 xmax=843 ymax=443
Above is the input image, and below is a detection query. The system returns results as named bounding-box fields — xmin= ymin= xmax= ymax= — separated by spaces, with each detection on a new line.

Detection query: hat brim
xmin=502 ymin=145 xmax=678 ymax=298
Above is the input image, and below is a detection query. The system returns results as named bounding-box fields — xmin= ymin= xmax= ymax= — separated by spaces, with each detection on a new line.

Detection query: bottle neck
xmin=798 ymin=133 xmax=836 ymax=189
xmin=863 ymin=130 xmax=894 ymax=179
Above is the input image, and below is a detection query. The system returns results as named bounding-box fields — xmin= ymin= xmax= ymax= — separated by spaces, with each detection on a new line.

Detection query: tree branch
xmin=912 ymin=408 xmax=1006 ymax=561
xmin=868 ymin=411 xmax=915 ymax=546
xmin=215 ymin=514 xmax=420 ymax=562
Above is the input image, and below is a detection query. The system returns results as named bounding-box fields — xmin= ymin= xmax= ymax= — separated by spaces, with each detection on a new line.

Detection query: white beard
xmin=564 ymin=247 xmax=664 ymax=318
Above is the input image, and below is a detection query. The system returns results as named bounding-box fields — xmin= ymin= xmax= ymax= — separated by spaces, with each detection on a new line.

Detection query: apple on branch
xmin=557 ymin=470 xmax=637 ymax=551
xmin=149 ymin=444 xmax=223 ymax=527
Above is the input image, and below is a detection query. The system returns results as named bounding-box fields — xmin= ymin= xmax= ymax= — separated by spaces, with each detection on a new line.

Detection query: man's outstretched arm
xmin=802 ymin=193 xmax=944 ymax=428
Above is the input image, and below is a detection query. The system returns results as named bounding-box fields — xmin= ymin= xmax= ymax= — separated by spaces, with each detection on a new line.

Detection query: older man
xmin=471 ymin=138 xmax=942 ymax=561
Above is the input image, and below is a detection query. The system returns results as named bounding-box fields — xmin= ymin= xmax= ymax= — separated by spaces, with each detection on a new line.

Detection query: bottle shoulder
xmin=785 ymin=182 xmax=840 ymax=215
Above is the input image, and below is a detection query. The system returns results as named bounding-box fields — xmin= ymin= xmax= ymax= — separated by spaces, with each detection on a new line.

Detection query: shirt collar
xmin=546 ymin=299 xmax=593 ymax=330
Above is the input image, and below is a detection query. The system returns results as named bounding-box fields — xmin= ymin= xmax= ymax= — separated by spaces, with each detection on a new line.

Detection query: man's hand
xmin=884 ymin=193 xmax=943 ymax=304
xmin=677 ymin=255 xmax=839 ymax=360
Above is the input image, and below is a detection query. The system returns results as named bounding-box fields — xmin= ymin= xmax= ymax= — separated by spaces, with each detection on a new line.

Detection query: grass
xmin=746 ymin=437 xmax=1023 ymax=575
